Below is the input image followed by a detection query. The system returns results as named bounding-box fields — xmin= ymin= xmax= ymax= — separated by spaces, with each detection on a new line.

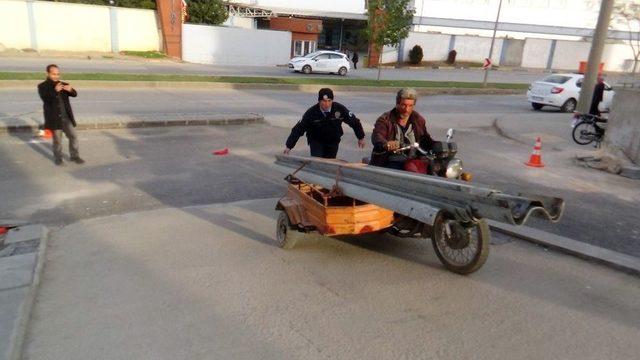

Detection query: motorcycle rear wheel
xmin=572 ymin=121 xmax=597 ymax=145
xmin=432 ymin=212 xmax=490 ymax=274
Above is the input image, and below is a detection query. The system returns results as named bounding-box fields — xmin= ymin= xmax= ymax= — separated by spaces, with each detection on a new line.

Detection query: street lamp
xmin=482 ymin=0 xmax=503 ymax=88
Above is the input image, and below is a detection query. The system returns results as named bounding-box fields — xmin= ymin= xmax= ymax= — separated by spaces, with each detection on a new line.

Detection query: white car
xmin=526 ymin=73 xmax=614 ymax=113
xmin=288 ymin=51 xmax=351 ymax=76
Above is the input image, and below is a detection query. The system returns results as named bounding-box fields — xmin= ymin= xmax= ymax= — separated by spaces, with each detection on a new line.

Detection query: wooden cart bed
xmin=277 ymin=179 xmax=394 ymax=236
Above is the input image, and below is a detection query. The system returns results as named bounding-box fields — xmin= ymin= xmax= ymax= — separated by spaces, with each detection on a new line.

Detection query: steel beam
xmin=275 ymin=155 xmax=564 ymax=227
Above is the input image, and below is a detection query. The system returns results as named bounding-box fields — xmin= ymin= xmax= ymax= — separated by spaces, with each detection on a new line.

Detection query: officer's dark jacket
xmin=285 ymin=102 xmax=365 ymax=149
xmin=38 ymin=78 xmax=78 ymax=130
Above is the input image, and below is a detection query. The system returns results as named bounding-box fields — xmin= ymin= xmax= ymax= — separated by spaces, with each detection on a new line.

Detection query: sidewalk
xmin=20 ymin=199 xmax=640 ymax=360
xmin=0 ymin=224 xmax=47 ymax=360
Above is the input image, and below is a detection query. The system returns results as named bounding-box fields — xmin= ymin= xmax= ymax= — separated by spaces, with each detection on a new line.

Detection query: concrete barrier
xmin=605 ymin=88 xmax=640 ymax=165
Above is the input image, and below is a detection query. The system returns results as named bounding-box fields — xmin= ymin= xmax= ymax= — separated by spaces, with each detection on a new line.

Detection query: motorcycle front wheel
xmin=431 ymin=212 xmax=490 ymax=274
xmin=572 ymin=121 xmax=597 ymax=145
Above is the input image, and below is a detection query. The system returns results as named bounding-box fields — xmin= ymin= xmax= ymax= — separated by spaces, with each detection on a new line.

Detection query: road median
xmin=0 ymin=72 xmax=527 ymax=95
xmin=0 ymin=113 xmax=265 ymax=133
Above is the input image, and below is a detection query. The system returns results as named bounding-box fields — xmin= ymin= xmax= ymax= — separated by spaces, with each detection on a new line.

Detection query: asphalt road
xmin=22 ymin=199 xmax=640 ymax=360
xmin=1 ymin=120 xmax=639 ymax=259
xmin=1 ymin=88 xmax=530 ymax=122
xmin=0 ymin=56 xmax=559 ymax=84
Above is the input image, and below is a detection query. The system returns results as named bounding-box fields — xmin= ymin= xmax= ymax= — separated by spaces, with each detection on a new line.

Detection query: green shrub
xmin=408 ymin=45 xmax=423 ymax=65
xmin=446 ymin=50 xmax=457 ymax=64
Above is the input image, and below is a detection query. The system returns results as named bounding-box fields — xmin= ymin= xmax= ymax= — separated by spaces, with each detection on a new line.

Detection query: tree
xmin=364 ymin=0 xmax=414 ymax=80
xmin=187 ymin=0 xmax=228 ymax=26
xmin=613 ymin=1 xmax=640 ymax=75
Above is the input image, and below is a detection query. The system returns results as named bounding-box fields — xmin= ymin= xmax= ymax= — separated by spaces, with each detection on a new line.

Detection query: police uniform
xmin=285 ymin=89 xmax=365 ymax=159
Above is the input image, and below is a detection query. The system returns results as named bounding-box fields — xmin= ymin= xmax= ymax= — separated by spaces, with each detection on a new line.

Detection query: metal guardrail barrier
xmin=275 ymin=155 xmax=565 ymax=227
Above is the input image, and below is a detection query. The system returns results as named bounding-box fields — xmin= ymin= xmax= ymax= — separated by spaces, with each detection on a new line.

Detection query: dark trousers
xmin=353 ymin=62 xmax=358 ymax=69
xmin=309 ymin=141 xmax=339 ymax=159
xmin=52 ymin=117 xmax=79 ymax=160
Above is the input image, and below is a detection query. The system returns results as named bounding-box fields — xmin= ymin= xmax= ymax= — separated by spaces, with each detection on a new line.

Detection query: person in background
xmin=352 ymin=51 xmax=359 ymax=70
xmin=37 ymin=64 xmax=84 ymax=166
xmin=589 ymin=76 xmax=606 ymax=116
xmin=284 ymin=88 xmax=365 ymax=159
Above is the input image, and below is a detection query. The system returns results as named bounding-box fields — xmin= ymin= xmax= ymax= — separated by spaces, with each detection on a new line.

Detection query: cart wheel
xmin=276 ymin=211 xmax=300 ymax=249
xmin=431 ymin=212 xmax=490 ymax=275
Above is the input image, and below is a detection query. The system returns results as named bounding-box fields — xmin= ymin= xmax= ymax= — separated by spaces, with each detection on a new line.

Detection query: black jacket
xmin=285 ymin=102 xmax=365 ymax=149
xmin=38 ymin=78 xmax=77 ymax=130
xmin=589 ymin=82 xmax=605 ymax=116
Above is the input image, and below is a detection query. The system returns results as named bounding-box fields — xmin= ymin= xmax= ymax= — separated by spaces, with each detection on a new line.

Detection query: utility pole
xmin=576 ymin=0 xmax=615 ymax=114
xmin=482 ymin=0 xmax=503 ymax=88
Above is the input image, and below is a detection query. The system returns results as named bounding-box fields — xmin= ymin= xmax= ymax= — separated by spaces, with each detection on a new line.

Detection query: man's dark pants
xmin=52 ymin=117 xmax=79 ymax=161
xmin=309 ymin=140 xmax=339 ymax=159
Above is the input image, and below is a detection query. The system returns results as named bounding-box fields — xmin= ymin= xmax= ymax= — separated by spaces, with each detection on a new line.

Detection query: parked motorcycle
xmin=571 ymin=113 xmax=607 ymax=148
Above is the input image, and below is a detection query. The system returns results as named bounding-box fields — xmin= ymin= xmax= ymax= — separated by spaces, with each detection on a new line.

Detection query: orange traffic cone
xmin=38 ymin=129 xmax=53 ymax=139
xmin=525 ymin=137 xmax=544 ymax=168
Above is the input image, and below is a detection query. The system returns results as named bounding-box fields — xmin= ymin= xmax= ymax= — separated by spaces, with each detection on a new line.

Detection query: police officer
xmin=284 ymin=88 xmax=365 ymax=159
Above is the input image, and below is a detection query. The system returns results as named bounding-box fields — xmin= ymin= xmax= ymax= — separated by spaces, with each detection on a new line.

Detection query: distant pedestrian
xmin=589 ymin=76 xmax=606 ymax=116
xmin=37 ymin=64 xmax=84 ymax=166
xmin=352 ymin=51 xmax=359 ymax=70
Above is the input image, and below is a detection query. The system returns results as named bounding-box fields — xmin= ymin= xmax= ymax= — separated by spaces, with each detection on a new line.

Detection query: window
xmin=329 ymin=54 xmax=345 ymax=59
xmin=294 ymin=41 xmax=317 ymax=57
xmin=294 ymin=41 xmax=303 ymax=57
xmin=314 ymin=54 xmax=331 ymax=60
xmin=542 ymin=75 xmax=571 ymax=84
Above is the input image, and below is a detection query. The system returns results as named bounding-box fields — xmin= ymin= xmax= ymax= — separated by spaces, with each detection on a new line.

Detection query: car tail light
xmin=551 ymin=87 xmax=564 ymax=94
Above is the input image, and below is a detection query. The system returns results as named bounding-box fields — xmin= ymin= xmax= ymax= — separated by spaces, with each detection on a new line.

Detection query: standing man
xmin=38 ymin=64 xmax=84 ymax=166
xmin=284 ymin=88 xmax=365 ymax=159
xmin=589 ymin=76 xmax=606 ymax=116
xmin=370 ymin=88 xmax=435 ymax=169
xmin=352 ymin=51 xmax=359 ymax=70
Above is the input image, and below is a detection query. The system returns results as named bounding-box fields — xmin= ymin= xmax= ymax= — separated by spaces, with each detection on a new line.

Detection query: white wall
xmin=0 ymin=0 xmax=159 ymax=52
xmin=403 ymin=33 xmax=451 ymax=61
xmin=414 ymin=0 xmax=604 ymax=31
xmin=33 ymin=1 xmax=111 ymax=52
xmin=451 ymin=35 xmax=503 ymax=64
xmin=182 ymin=24 xmax=291 ymax=66
xmin=521 ymin=38 xmax=552 ymax=69
xmin=0 ymin=0 xmax=31 ymax=49
xmin=602 ymin=43 xmax=636 ymax=73
xmin=551 ymin=40 xmax=591 ymax=71
xmin=379 ymin=45 xmax=398 ymax=64
xmin=223 ymin=15 xmax=256 ymax=29
xmin=114 ymin=7 xmax=161 ymax=51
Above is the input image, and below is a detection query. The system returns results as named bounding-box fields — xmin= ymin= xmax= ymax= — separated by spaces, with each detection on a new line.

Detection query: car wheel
xmin=560 ymin=98 xmax=577 ymax=113
xmin=338 ymin=67 xmax=348 ymax=76
xmin=302 ymin=65 xmax=312 ymax=74
xmin=531 ymin=102 xmax=544 ymax=110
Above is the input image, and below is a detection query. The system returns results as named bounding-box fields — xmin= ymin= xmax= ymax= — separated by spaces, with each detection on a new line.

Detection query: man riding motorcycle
xmin=370 ymin=88 xmax=435 ymax=170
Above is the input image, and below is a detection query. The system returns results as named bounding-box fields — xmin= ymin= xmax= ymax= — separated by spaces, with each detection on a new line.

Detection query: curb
xmin=0 ymin=114 xmax=265 ymax=133
xmin=0 ymin=80 xmax=527 ymax=95
xmin=489 ymin=220 xmax=640 ymax=276
xmin=1 ymin=225 xmax=49 ymax=360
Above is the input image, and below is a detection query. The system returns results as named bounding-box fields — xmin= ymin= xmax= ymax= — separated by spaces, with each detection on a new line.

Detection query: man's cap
xmin=318 ymin=88 xmax=334 ymax=101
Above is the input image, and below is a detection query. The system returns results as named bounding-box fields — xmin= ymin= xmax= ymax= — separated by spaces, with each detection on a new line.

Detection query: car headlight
xmin=445 ymin=158 xmax=463 ymax=179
